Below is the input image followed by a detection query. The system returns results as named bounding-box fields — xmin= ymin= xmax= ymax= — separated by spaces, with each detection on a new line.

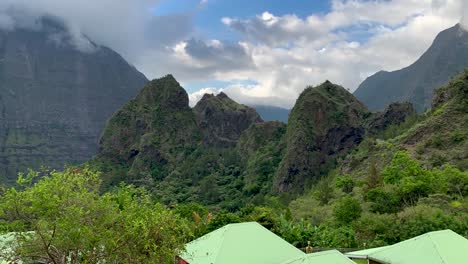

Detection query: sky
xmin=0 ymin=0 xmax=466 ymax=108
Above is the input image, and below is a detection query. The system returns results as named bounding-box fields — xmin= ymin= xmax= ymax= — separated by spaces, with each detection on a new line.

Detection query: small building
xmin=346 ymin=229 xmax=468 ymax=264
xmin=179 ymin=222 xmax=305 ymax=264
xmin=280 ymin=250 xmax=356 ymax=264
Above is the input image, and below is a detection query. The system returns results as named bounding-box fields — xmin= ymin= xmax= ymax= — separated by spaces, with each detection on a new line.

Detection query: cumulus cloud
xmin=186 ymin=0 xmax=464 ymax=107
xmin=0 ymin=0 xmax=466 ymax=108
xmin=0 ymin=0 xmax=193 ymax=62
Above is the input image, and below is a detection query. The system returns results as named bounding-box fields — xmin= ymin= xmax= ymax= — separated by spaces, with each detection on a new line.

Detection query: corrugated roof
xmin=346 ymin=229 xmax=468 ymax=264
xmin=280 ymin=250 xmax=355 ymax=264
xmin=180 ymin=222 xmax=305 ymax=264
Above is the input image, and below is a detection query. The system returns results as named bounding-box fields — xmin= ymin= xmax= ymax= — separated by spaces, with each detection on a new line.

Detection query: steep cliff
xmin=0 ymin=18 xmax=147 ymax=182
xmin=275 ymin=81 xmax=370 ymax=192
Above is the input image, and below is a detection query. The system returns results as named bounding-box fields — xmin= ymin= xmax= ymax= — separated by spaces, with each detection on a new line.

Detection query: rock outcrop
xmin=194 ymin=92 xmax=263 ymax=147
xmin=274 ymin=81 xmax=370 ymax=192
xmin=367 ymin=102 xmax=416 ymax=133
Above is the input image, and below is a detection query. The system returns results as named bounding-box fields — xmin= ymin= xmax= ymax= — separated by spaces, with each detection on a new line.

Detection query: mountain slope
xmin=96 ymin=76 xmax=265 ymax=204
xmin=0 ymin=18 xmax=147 ymax=182
xmin=355 ymin=24 xmax=468 ymax=112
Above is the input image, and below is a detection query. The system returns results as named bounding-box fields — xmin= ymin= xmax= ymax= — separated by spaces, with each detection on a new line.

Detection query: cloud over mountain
xmin=0 ymin=0 xmax=466 ymax=107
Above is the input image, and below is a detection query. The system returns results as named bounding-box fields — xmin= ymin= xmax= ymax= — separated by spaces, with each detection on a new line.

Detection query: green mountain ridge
xmin=94 ymin=76 xmax=416 ymax=208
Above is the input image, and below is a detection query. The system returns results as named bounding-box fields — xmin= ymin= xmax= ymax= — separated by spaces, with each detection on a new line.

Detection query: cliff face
xmin=0 ymin=20 xmax=148 ymax=182
xmin=355 ymin=24 xmax=468 ymax=112
xmin=274 ymin=81 xmax=370 ymax=192
xmin=194 ymin=92 xmax=263 ymax=147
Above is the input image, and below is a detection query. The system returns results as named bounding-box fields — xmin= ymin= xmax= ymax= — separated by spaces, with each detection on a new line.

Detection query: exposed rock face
xmin=0 ymin=19 xmax=147 ymax=182
xmin=274 ymin=81 xmax=369 ymax=193
xmin=355 ymin=24 xmax=468 ymax=112
xmin=368 ymin=102 xmax=416 ymax=133
xmin=194 ymin=92 xmax=263 ymax=147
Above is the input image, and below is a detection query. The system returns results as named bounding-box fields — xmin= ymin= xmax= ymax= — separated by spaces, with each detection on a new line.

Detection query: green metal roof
xmin=346 ymin=229 xmax=468 ymax=264
xmin=345 ymin=246 xmax=392 ymax=259
xmin=280 ymin=250 xmax=355 ymax=264
xmin=180 ymin=222 xmax=305 ymax=264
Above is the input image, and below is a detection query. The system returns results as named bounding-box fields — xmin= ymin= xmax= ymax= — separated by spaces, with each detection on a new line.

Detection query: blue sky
xmin=155 ymin=0 xmax=332 ymax=42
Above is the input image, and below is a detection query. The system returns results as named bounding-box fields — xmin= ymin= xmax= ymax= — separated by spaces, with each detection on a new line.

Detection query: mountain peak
xmin=275 ymin=82 xmax=369 ymax=193
xmin=217 ymin=92 xmax=229 ymax=99
xmin=194 ymin=91 xmax=262 ymax=147
xmin=137 ymin=75 xmax=189 ymax=111
xmin=354 ymin=24 xmax=468 ymax=112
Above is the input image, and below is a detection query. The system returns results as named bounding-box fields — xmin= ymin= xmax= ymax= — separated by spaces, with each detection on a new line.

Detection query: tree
xmin=333 ymin=197 xmax=362 ymax=224
xmin=0 ymin=167 xmax=188 ymax=264
xmin=336 ymin=176 xmax=355 ymax=194
xmin=366 ymin=159 xmax=381 ymax=189
xmin=367 ymin=187 xmax=401 ymax=214
xmin=315 ymin=177 xmax=334 ymax=205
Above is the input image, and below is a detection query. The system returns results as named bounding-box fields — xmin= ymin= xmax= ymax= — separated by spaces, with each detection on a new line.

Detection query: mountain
xmin=0 ymin=18 xmax=148 ymax=182
xmin=274 ymin=81 xmax=370 ymax=193
xmin=95 ymin=75 xmax=426 ymax=206
xmin=96 ymin=75 xmax=263 ymax=194
xmin=252 ymin=105 xmax=290 ymax=123
xmin=194 ymin=93 xmax=262 ymax=147
xmin=354 ymin=24 xmax=468 ymax=112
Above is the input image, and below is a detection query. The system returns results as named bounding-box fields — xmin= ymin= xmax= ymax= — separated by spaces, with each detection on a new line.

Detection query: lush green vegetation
xmin=0 ymin=168 xmax=188 ymax=263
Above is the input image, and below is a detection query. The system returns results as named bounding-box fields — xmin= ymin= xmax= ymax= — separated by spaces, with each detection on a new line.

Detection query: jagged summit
xmin=274 ymin=81 xmax=369 ymax=192
xmin=194 ymin=90 xmax=263 ymax=147
xmin=355 ymin=24 xmax=468 ymax=112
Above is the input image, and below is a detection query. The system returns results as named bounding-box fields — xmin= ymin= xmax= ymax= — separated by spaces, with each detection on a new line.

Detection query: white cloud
xmin=184 ymin=0 xmax=465 ymax=107
xmin=0 ymin=0 xmax=466 ymax=108
xmin=0 ymin=0 xmax=193 ymax=62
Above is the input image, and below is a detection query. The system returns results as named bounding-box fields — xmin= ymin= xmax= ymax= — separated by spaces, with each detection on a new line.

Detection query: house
xmin=279 ymin=250 xmax=356 ymax=264
xmin=346 ymin=229 xmax=468 ymax=264
xmin=178 ymin=222 xmax=305 ymax=264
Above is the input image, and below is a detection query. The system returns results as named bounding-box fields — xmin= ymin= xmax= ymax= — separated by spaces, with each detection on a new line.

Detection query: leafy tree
xmin=367 ymin=187 xmax=401 ymax=214
xmin=336 ymin=176 xmax=355 ymax=194
xmin=0 ymin=167 xmax=188 ymax=264
xmin=333 ymin=197 xmax=362 ymax=224
xmin=366 ymin=159 xmax=381 ymax=189
xmin=315 ymin=177 xmax=334 ymax=205
xmin=382 ymin=151 xmax=439 ymax=205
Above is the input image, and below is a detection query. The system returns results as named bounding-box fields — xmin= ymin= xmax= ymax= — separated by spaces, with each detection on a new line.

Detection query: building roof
xmin=180 ymin=222 xmax=305 ymax=264
xmin=345 ymin=246 xmax=392 ymax=259
xmin=346 ymin=229 xmax=468 ymax=264
xmin=280 ymin=250 xmax=355 ymax=264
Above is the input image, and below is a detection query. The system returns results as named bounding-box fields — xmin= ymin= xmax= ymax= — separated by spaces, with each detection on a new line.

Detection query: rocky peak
xmin=194 ymin=92 xmax=263 ymax=147
xmin=368 ymin=102 xmax=416 ymax=133
xmin=135 ymin=74 xmax=189 ymax=111
xmin=275 ymin=81 xmax=369 ymax=193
